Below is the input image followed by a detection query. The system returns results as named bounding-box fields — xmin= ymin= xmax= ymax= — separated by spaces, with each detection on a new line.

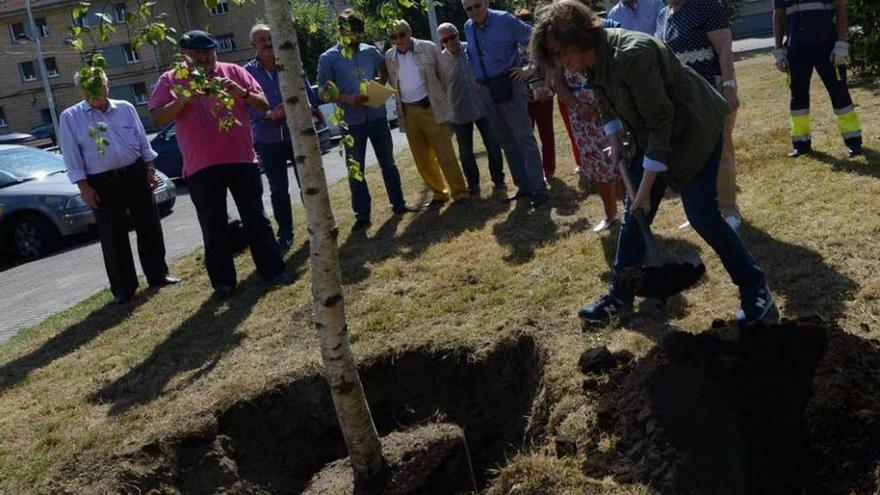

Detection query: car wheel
xmin=12 ymin=214 xmax=60 ymax=261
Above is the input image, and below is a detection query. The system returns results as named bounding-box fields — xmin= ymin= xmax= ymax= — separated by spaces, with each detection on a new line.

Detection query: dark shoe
xmin=352 ymin=219 xmax=372 ymax=231
xmin=278 ymin=237 xmax=293 ymax=253
xmin=788 ymin=147 xmax=812 ymax=158
xmin=578 ymin=293 xmax=631 ymax=325
xmin=110 ymin=292 xmax=135 ymax=305
xmin=736 ymin=285 xmax=778 ymax=324
xmin=212 ymin=285 xmax=235 ymax=302
xmin=393 ymin=204 xmax=420 ymax=214
xmin=493 ymin=183 xmax=508 ymax=193
xmin=468 ymin=186 xmax=481 ymax=197
xmin=149 ymin=275 xmax=182 ymax=288
xmin=423 ymin=198 xmax=449 ymax=208
xmin=531 ymin=195 xmax=549 ymax=208
xmin=505 ymin=190 xmax=531 ymax=202
xmin=848 ymin=146 xmax=863 ymax=158
xmin=268 ymin=272 xmax=296 ymax=286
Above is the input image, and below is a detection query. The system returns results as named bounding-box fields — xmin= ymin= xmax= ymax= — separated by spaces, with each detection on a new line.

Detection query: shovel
xmin=616 ymin=158 xmax=705 ymax=300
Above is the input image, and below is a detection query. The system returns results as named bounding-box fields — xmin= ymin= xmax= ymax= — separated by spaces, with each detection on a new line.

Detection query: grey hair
xmin=437 ymin=22 xmax=458 ymax=34
xmin=249 ymin=23 xmax=271 ymax=41
xmin=388 ymin=19 xmax=411 ymax=33
xmin=73 ymin=69 xmax=107 ymax=87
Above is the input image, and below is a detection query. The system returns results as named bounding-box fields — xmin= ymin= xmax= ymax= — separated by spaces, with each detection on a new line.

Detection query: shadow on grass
xmin=810 ymin=147 xmax=880 ymax=179
xmin=338 ymin=195 xmax=510 ymax=284
xmin=0 ymin=290 xmax=155 ymax=392
xmin=90 ymin=244 xmax=311 ymax=417
xmin=738 ymin=222 xmax=858 ymax=323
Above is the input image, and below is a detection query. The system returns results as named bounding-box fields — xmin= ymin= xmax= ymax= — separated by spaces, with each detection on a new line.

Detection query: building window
xmin=35 ymin=18 xmax=49 ymax=37
xmin=19 ymin=61 xmax=37 ymax=81
xmin=10 ymin=22 xmax=26 ymax=41
xmin=209 ymin=0 xmax=229 ymax=16
xmin=123 ymin=43 xmax=140 ymax=63
xmin=43 ymin=58 xmax=59 ymax=77
xmin=39 ymin=108 xmax=53 ymax=123
xmin=0 ymin=106 xmax=7 ymax=127
xmin=133 ymin=82 xmax=149 ymax=105
xmin=114 ymin=3 xmax=127 ymax=23
xmin=217 ymin=34 xmax=235 ymax=54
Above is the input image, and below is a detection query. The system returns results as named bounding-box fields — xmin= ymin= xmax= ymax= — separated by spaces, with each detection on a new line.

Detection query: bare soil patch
xmin=580 ymin=319 xmax=880 ymax=495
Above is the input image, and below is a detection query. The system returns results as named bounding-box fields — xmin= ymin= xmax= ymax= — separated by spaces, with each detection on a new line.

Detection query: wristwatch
xmin=722 ymin=80 xmax=737 ymax=89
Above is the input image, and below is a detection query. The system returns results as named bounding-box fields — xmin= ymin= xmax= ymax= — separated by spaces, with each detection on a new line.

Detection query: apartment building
xmin=0 ymin=0 xmax=265 ymax=134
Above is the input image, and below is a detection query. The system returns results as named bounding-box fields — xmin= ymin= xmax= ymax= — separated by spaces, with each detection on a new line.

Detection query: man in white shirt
xmin=384 ymin=20 xmax=467 ymax=206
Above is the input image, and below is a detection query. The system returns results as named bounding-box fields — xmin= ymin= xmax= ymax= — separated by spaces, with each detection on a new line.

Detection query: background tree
xmin=849 ymin=0 xmax=880 ymax=76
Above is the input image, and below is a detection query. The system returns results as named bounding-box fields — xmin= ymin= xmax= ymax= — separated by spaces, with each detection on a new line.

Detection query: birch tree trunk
xmin=262 ymin=0 xmax=386 ymax=485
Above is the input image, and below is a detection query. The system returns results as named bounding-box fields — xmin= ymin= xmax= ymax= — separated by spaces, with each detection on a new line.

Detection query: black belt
xmin=403 ymin=96 xmax=431 ymax=108
xmin=89 ymin=158 xmax=144 ymax=178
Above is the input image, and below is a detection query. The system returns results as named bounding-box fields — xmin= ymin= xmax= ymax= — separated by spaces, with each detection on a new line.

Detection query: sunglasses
xmin=465 ymin=2 xmax=483 ymax=12
xmin=440 ymin=32 xmax=458 ymax=44
xmin=389 ymin=31 xmax=409 ymax=40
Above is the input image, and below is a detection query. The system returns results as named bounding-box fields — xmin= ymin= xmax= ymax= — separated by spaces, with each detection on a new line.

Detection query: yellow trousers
xmin=403 ymin=104 xmax=467 ymax=201
xmin=717 ymin=110 xmax=739 ymax=217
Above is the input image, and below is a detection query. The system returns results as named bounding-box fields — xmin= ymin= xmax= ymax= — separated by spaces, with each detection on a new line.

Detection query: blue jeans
xmin=451 ymin=116 xmax=505 ymax=189
xmin=255 ymin=141 xmax=300 ymax=242
xmin=609 ymin=138 xmax=765 ymax=303
xmin=345 ymin=118 xmax=406 ymax=221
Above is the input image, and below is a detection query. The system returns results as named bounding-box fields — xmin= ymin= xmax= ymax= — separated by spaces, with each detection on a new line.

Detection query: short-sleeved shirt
xmin=607 ymin=0 xmax=666 ymax=35
xmin=59 ymin=99 xmax=158 ymax=183
xmin=655 ymin=0 xmax=730 ymax=83
xmin=464 ymin=9 xmax=533 ymax=80
xmin=317 ymin=43 xmax=387 ymax=127
xmin=443 ymin=42 xmax=487 ymax=125
xmin=148 ymin=62 xmax=263 ymax=178
xmin=772 ymin=0 xmax=837 ymax=47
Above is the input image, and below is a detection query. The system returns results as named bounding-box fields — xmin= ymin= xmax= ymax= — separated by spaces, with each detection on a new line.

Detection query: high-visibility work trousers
xmin=788 ymin=41 xmax=862 ymax=152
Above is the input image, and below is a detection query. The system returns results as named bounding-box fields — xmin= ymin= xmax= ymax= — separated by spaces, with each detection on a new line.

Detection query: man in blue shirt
xmin=245 ymin=24 xmax=320 ymax=252
xmin=607 ymin=0 xmax=665 ymax=35
xmin=59 ymin=70 xmax=179 ymax=305
xmin=462 ymin=0 xmax=548 ymax=207
xmin=317 ymin=9 xmax=417 ymax=231
xmin=773 ymin=0 xmax=862 ymax=158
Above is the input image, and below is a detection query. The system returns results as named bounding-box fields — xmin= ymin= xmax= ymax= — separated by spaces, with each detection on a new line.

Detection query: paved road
xmin=0 ymin=131 xmax=409 ymax=343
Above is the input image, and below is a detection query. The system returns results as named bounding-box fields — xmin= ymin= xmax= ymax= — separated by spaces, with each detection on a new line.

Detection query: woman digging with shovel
xmin=530 ymin=0 xmax=777 ymax=326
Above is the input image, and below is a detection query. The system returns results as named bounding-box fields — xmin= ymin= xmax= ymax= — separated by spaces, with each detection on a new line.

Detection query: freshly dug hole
xmin=582 ymin=318 xmax=880 ymax=495
xmin=119 ymin=335 xmax=543 ymax=494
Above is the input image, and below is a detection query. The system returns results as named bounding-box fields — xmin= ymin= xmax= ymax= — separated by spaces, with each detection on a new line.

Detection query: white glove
xmin=831 ymin=41 xmax=849 ymax=66
xmin=773 ymin=48 xmax=788 ymax=72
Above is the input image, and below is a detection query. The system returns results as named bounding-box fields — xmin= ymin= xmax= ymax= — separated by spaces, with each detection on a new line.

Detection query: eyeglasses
xmin=465 ymin=2 xmax=483 ymax=12
xmin=440 ymin=32 xmax=458 ymax=44
xmin=389 ymin=31 xmax=409 ymax=40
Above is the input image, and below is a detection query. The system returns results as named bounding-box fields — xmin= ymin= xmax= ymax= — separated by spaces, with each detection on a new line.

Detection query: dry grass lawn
xmin=0 ymin=54 xmax=878 ymax=494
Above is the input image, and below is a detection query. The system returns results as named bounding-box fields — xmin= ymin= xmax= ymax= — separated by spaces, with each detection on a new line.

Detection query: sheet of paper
xmin=362 ymin=80 xmax=397 ymax=108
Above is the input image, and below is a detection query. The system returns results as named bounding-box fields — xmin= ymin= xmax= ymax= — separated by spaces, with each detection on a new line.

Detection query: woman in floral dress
xmin=555 ymin=68 xmax=620 ymax=232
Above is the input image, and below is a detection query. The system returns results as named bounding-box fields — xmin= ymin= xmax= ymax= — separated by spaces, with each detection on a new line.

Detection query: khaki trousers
xmin=717 ymin=110 xmax=739 ymax=217
xmin=403 ymin=104 xmax=467 ymax=201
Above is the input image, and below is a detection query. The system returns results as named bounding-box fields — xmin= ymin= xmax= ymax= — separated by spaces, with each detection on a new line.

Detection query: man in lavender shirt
xmin=59 ymin=70 xmax=180 ymax=305
xmin=607 ymin=0 xmax=665 ymax=35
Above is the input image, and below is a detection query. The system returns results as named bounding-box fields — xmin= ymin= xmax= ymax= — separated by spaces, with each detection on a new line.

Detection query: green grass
xmin=0 ymin=55 xmax=878 ymax=494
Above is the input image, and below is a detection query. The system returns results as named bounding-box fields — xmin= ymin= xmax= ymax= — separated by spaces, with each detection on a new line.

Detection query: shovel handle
xmin=616 ymin=158 xmax=662 ymax=266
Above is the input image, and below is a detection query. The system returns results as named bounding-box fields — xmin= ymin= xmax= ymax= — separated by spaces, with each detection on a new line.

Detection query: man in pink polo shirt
xmin=149 ymin=30 xmax=291 ymax=301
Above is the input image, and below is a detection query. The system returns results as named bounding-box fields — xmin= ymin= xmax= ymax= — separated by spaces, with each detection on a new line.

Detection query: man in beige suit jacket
xmin=385 ymin=20 xmax=467 ymax=205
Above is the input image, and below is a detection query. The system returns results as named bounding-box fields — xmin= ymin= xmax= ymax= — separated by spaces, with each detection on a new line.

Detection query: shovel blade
xmin=621 ymin=260 xmax=706 ymax=299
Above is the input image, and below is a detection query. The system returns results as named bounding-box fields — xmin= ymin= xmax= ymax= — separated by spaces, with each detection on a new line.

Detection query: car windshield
xmin=0 ymin=147 xmax=66 ymax=180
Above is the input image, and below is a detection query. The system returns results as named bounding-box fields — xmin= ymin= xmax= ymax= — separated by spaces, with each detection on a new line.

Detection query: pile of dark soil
xmin=580 ymin=318 xmax=880 ymax=495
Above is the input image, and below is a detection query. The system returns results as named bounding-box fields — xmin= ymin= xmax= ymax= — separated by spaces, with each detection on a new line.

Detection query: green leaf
xmin=72 ymin=6 xmax=89 ymax=19
xmin=203 ymin=0 xmax=219 ymax=11
xmin=347 ymin=158 xmax=364 ymax=181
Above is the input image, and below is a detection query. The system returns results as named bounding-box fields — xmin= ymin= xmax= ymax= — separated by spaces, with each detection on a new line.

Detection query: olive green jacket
xmin=586 ymin=29 xmax=727 ymax=188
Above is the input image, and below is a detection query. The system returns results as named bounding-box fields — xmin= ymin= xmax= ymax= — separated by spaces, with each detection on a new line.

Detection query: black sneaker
xmin=736 ymin=285 xmax=778 ymax=324
xmin=578 ymin=293 xmax=631 ymax=325
xmin=352 ymin=219 xmax=372 ymax=231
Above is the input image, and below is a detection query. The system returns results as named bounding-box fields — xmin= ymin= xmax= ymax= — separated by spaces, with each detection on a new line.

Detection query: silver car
xmin=0 ymin=145 xmax=176 ymax=260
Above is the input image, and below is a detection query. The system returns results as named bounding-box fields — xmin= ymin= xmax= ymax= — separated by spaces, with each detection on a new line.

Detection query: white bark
xmin=262 ymin=0 xmax=386 ymax=484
